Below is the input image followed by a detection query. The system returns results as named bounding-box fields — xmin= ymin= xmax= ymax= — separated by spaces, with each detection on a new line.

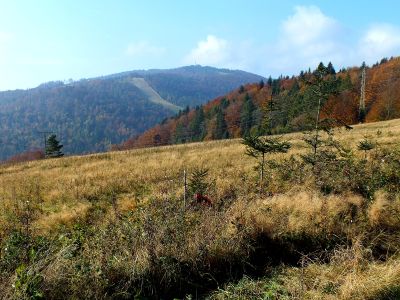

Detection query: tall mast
xmin=359 ymin=63 xmax=366 ymax=122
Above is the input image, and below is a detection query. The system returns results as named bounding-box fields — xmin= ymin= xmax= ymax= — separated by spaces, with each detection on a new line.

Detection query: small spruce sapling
xmin=242 ymin=135 xmax=291 ymax=188
xmin=358 ymin=137 xmax=375 ymax=160
xmin=301 ymin=62 xmax=347 ymax=168
xmin=188 ymin=167 xmax=210 ymax=197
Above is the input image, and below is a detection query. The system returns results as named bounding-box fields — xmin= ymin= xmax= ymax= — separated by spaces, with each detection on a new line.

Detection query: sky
xmin=1 ymin=0 xmax=400 ymax=91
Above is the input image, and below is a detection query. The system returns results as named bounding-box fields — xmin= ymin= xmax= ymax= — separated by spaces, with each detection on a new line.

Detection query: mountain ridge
xmin=0 ymin=65 xmax=264 ymax=160
xmin=117 ymin=56 xmax=400 ymax=150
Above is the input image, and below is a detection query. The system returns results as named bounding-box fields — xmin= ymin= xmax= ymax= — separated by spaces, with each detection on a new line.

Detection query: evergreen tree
xmin=220 ymin=98 xmax=229 ymax=109
xmin=271 ymin=79 xmax=280 ymax=96
xmin=306 ymin=63 xmax=330 ymax=163
xmin=327 ymin=62 xmax=336 ymax=75
xmin=314 ymin=62 xmax=326 ymax=75
xmin=267 ymin=76 xmax=273 ymax=87
xmin=263 ymin=93 xmax=280 ymax=135
xmin=361 ymin=61 xmax=366 ymax=69
xmin=174 ymin=122 xmax=187 ymax=144
xmin=340 ymin=73 xmax=353 ymax=91
xmin=189 ymin=106 xmax=206 ymax=141
xmin=289 ymin=79 xmax=300 ymax=95
xmin=45 ymin=134 xmax=64 ymax=158
xmin=242 ymin=135 xmax=291 ymax=186
xmin=214 ymin=108 xmax=228 ymax=139
xmin=302 ymin=62 xmax=343 ymax=167
xmin=358 ymin=137 xmax=375 ymax=160
xmin=188 ymin=167 xmax=210 ymax=197
xmin=240 ymin=93 xmax=255 ymax=136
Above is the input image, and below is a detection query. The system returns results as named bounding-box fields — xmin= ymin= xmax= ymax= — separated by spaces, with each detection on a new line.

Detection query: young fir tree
xmin=358 ymin=137 xmax=376 ymax=160
xmin=242 ymin=135 xmax=291 ymax=187
xmin=301 ymin=62 xmax=352 ymax=190
xmin=262 ymin=86 xmax=283 ymax=135
xmin=45 ymin=134 xmax=64 ymax=158
xmin=303 ymin=62 xmax=333 ymax=165
xmin=188 ymin=167 xmax=210 ymax=197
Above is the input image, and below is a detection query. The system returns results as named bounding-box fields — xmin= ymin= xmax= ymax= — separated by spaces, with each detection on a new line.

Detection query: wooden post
xmin=314 ymin=96 xmax=321 ymax=163
xmin=261 ymin=153 xmax=265 ymax=183
xmin=183 ymin=169 xmax=187 ymax=207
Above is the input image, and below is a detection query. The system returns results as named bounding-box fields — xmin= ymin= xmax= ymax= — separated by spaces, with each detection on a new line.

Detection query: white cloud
xmin=184 ymin=35 xmax=230 ymax=66
xmin=282 ymin=6 xmax=338 ymax=47
xmin=182 ymin=6 xmax=400 ymax=78
xmin=271 ymin=5 xmax=347 ymax=74
xmin=183 ymin=7 xmax=349 ymax=77
xmin=125 ymin=41 xmax=165 ymax=57
xmin=359 ymin=24 xmax=400 ymax=63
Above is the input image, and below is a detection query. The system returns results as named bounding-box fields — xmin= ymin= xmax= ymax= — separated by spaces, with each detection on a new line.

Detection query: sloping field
xmin=130 ymin=77 xmax=182 ymax=112
xmin=0 ymin=119 xmax=399 ymax=299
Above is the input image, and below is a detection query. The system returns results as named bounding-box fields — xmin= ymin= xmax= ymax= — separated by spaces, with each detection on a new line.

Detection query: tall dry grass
xmin=0 ymin=118 xmax=399 ymax=298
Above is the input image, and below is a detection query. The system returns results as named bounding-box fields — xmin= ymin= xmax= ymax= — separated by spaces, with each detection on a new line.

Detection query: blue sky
xmin=1 ymin=0 xmax=400 ymax=90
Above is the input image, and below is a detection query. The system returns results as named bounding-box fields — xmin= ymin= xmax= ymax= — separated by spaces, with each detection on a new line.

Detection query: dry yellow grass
xmin=277 ymin=245 xmax=400 ymax=300
xmin=0 ymin=118 xmax=399 ymax=234
xmin=0 ymin=119 xmax=399 ymax=299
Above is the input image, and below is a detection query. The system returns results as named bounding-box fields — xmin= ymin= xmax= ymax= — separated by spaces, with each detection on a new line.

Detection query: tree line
xmin=117 ymin=57 xmax=400 ymax=151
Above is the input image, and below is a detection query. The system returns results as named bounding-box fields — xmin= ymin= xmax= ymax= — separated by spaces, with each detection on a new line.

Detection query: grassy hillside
xmin=0 ymin=65 xmax=264 ymax=160
xmin=130 ymin=78 xmax=181 ymax=112
xmin=0 ymin=119 xmax=399 ymax=299
xmin=119 ymin=57 xmax=400 ymax=150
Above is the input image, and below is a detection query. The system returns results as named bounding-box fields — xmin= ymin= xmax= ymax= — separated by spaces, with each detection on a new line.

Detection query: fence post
xmin=183 ymin=169 xmax=187 ymax=207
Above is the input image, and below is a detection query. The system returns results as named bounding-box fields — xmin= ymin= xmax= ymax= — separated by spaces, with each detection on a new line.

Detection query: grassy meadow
xmin=0 ymin=118 xmax=399 ymax=299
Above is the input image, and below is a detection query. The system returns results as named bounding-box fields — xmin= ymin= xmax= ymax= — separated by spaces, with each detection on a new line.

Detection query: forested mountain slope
xmin=0 ymin=65 xmax=264 ymax=160
xmin=118 ymin=57 xmax=400 ymax=150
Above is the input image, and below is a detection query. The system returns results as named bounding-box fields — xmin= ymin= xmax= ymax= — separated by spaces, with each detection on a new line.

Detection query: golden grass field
xmin=1 ymin=118 xmax=399 ymax=231
xmin=0 ymin=118 xmax=399 ymax=299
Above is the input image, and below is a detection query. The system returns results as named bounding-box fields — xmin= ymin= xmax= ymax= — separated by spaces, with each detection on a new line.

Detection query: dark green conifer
xmin=240 ymin=93 xmax=255 ymax=136
xmin=189 ymin=106 xmax=206 ymax=141
xmin=267 ymin=76 xmax=273 ymax=87
xmin=45 ymin=134 xmax=64 ymax=158
xmin=242 ymin=135 xmax=291 ymax=185
xmin=214 ymin=108 xmax=229 ymax=139
xmin=327 ymin=62 xmax=336 ymax=75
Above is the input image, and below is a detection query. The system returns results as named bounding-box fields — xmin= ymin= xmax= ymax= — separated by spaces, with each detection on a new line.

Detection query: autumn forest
xmin=117 ymin=57 xmax=400 ymax=151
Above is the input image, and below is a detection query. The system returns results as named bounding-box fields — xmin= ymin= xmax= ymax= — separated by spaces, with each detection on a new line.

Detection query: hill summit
xmin=117 ymin=57 xmax=400 ymax=150
xmin=0 ymin=65 xmax=264 ymax=160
